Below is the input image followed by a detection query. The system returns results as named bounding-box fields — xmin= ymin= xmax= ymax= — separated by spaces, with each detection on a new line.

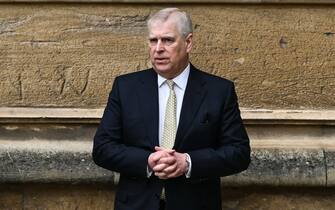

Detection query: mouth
xmin=154 ymin=57 xmax=169 ymax=63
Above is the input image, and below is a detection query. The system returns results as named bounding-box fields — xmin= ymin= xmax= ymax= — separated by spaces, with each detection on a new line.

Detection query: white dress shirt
xmin=157 ymin=63 xmax=192 ymax=178
xmin=157 ymin=64 xmax=190 ymax=144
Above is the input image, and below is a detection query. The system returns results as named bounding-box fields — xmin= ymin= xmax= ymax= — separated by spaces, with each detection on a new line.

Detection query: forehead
xmin=148 ymin=19 xmax=180 ymax=37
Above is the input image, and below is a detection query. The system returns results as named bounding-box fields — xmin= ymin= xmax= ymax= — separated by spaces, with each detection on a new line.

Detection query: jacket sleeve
xmin=188 ymin=82 xmax=251 ymax=178
xmin=92 ymin=77 xmax=151 ymax=178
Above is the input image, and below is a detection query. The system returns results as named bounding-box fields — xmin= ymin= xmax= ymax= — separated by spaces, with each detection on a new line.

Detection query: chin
xmin=154 ymin=64 xmax=172 ymax=74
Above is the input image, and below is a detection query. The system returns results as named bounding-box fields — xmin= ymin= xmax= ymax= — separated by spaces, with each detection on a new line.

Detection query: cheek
xmin=149 ymin=48 xmax=154 ymax=57
xmin=173 ymin=47 xmax=185 ymax=60
xmin=169 ymin=46 xmax=182 ymax=57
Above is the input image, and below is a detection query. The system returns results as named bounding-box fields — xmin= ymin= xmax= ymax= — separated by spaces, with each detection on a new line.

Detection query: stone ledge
xmin=1 ymin=108 xmax=335 ymax=125
xmin=0 ymin=146 xmax=115 ymax=184
xmin=1 ymin=108 xmax=334 ymax=186
xmin=1 ymin=145 xmax=334 ymax=187
xmin=0 ymin=0 xmax=334 ymax=3
xmin=1 ymin=184 xmax=335 ymax=210
xmin=0 ymin=108 xmax=102 ymax=124
xmin=223 ymin=148 xmax=328 ymax=186
xmin=242 ymin=109 xmax=335 ymax=125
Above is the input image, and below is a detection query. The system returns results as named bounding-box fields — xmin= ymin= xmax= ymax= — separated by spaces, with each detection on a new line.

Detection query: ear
xmin=185 ymin=33 xmax=193 ymax=53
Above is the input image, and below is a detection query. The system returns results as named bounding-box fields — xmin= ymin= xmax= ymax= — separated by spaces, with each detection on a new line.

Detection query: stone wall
xmin=1 ymin=108 xmax=335 ymax=209
xmin=0 ymin=3 xmax=334 ymax=108
xmin=2 ymin=184 xmax=335 ymax=210
xmin=1 ymin=1 xmax=335 ymax=209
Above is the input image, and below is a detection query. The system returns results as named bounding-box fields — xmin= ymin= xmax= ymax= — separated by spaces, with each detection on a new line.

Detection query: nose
xmin=155 ymin=40 xmax=164 ymax=52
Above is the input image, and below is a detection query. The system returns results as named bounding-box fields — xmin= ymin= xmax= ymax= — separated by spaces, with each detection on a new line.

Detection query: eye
xmin=148 ymin=38 xmax=158 ymax=45
xmin=161 ymin=37 xmax=175 ymax=45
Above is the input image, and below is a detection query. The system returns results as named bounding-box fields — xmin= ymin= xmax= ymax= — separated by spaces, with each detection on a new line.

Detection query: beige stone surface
xmin=0 ymin=185 xmax=22 ymax=210
xmin=222 ymin=187 xmax=335 ymax=210
xmin=1 ymin=0 xmax=335 ymax=3
xmin=0 ymin=108 xmax=334 ymax=186
xmin=0 ymin=5 xmax=334 ymax=109
xmin=24 ymin=184 xmax=115 ymax=210
xmin=222 ymin=148 xmax=326 ymax=186
xmin=0 ymin=184 xmax=115 ymax=210
xmin=325 ymin=149 xmax=335 ymax=186
xmin=2 ymin=107 xmax=335 ymax=122
xmin=1 ymin=184 xmax=335 ymax=210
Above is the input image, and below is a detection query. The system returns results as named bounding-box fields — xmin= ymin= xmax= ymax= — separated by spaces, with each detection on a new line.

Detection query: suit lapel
xmin=174 ymin=65 xmax=207 ymax=149
xmin=136 ymin=69 xmax=159 ymax=148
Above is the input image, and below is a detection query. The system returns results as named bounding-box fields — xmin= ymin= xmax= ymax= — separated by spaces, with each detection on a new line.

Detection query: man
xmin=93 ymin=8 xmax=250 ymax=210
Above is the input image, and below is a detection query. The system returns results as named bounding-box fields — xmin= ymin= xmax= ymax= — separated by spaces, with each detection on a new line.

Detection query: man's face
xmin=148 ymin=18 xmax=192 ymax=79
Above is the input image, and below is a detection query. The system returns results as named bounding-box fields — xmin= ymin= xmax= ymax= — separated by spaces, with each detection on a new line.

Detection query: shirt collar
xmin=157 ymin=63 xmax=190 ymax=90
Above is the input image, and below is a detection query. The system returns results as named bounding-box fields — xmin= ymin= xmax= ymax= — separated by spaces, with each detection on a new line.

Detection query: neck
xmin=158 ymin=62 xmax=189 ymax=80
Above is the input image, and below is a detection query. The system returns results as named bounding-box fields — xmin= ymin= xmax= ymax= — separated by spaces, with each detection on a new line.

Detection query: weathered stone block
xmin=0 ymin=185 xmax=22 ymax=210
xmin=0 ymin=142 xmax=328 ymax=187
xmin=325 ymin=149 xmax=335 ymax=186
xmin=23 ymin=184 xmax=115 ymax=210
xmin=0 ymin=148 xmax=114 ymax=183
xmin=221 ymin=186 xmax=335 ymax=210
xmin=0 ymin=184 xmax=115 ymax=210
xmin=0 ymin=5 xmax=334 ymax=109
xmin=222 ymin=148 xmax=326 ymax=186
xmin=2 ymin=184 xmax=335 ymax=210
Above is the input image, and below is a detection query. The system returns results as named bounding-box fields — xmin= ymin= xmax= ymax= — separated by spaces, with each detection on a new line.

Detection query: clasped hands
xmin=148 ymin=146 xmax=188 ymax=179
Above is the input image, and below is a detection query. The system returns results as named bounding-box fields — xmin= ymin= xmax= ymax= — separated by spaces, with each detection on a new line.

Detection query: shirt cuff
xmin=185 ymin=153 xmax=192 ymax=178
xmin=147 ymin=165 xmax=153 ymax=178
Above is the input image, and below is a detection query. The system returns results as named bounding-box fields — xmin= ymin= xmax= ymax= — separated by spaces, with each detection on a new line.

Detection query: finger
xmin=155 ymin=171 xmax=171 ymax=179
xmin=155 ymin=146 xmax=164 ymax=151
xmin=150 ymin=155 xmax=161 ymax=164
xmin=148 ymin=153 xmax=159 ymax=169
xmin=159 ymin=177 xmax=169 ymax=180
xmin=153 ymin=163 xmax=169 ymax=172
xmin=150 ymin=151 xmax=167 ymax=162
xmin=157 ymin=156 xmax=176 ymax=165
xmin=155 ymin=147 xmax=175 ymax=154
xmin=167 ymin=169 xmax=182 ymax=178
xmin=156 ymin=175 xmax=168 ymax=180
xmin=163 ymin=164 xmax=177 ymax=174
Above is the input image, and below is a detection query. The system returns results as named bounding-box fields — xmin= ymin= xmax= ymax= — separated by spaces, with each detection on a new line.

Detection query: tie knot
xmin=166 ymin=80 xmax=175 ymax=90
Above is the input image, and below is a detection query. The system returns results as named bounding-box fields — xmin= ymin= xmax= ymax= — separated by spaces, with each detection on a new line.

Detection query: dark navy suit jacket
xmin=93 ymin=65 xmax=250 ymax=210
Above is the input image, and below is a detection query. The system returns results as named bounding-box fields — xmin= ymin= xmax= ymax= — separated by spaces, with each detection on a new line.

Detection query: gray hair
xmin=147 ymin=8 xmax=193 ymax=38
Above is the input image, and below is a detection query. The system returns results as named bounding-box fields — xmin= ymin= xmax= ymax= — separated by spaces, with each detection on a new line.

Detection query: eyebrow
xmin=148 ymin=34 xmax=176 ymax=39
